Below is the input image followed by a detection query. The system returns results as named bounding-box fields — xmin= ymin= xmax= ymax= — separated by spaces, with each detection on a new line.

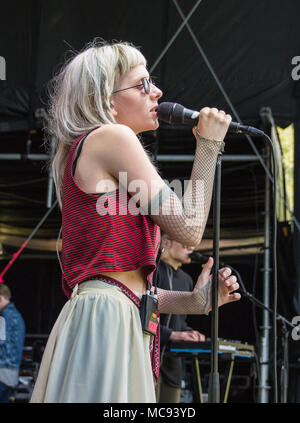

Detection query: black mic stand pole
xmin=208 ymin=152 xmax=222 ymax=403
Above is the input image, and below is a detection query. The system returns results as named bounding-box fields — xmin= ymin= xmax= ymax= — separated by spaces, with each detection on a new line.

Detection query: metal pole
xmin=156 ymin=154 xmax=259 ymax=162
xmin=293 ymin=84 xmax=300 ymax=402
xmin=0 ymin=153 xmax=259 ymax=163
xmin=149 ymin=0 xmax=202 ymax=74
xmin=0 ymin=153 xmax=48 ymax=160
xmin=208 ymin=154 xmax=222 ymax=403
xmin=257 ymin=146 xmax=271 ymax=402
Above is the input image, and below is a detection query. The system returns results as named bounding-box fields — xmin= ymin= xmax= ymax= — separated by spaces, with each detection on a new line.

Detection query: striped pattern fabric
xmin=61 ymin=131 xmax=161 ymax=299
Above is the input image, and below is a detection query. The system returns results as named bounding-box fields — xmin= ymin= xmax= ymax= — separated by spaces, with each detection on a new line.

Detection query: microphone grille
xmin=157 ymin=102 xmax=184 ymax=124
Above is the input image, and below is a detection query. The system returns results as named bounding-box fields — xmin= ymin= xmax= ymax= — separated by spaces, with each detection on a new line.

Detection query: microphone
xmin=189 ymin=251 xmax=209 ymax=263
xmin=189 ymin=251 xmax=227 ymax=268
xmin=157 ymin=102 xmax=264 ymax=136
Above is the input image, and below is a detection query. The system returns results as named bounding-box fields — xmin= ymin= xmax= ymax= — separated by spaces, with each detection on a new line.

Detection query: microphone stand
xmin=208 ymin=152 xmax=222 ymax=403
xmin=226 ymin=264 xmax=293 ymax=403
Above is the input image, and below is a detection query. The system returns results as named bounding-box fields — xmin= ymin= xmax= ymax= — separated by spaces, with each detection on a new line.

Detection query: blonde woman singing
xmin=30 ymin=40 xmax=240 ymax=403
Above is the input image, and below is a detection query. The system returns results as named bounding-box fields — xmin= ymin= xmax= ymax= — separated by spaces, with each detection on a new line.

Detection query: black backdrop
xmin=1 ymin=0 xmax=300 ymax=402
xmin=0 ymin=0 xmax=299 ymax=128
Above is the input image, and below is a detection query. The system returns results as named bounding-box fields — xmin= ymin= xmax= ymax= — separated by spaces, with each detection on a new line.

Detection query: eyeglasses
xmin=166 ymin=238 xmax=192 ymax=249
xmin=112 ymin=77 xmax=154 ymax=95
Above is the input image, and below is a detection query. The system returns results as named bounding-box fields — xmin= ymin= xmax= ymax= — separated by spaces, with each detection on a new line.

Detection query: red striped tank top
xmin=61 ymin=129 xmax=161 ymax=298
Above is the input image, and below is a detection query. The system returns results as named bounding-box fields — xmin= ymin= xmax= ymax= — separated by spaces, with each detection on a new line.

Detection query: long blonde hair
xmin=46 ymin=39 xmax=147 ymax=207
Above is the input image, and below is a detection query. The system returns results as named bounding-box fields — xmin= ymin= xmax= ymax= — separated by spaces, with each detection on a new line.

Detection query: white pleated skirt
xmin=30 ymin=280 xmax=156 ymax=403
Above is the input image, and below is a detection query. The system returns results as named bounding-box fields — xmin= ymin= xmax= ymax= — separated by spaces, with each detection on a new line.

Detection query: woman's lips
xmin=151 ymin=106 xmax=158 ymax=117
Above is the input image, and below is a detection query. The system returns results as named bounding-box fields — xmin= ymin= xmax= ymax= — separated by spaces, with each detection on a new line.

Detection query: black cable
xmin=251 ymin=252 xmax=261 ymax=401
xmin=154 ymin=246 xmax=162 ymax=296
xmin=247 ymin=165 xmax=263 ymax=397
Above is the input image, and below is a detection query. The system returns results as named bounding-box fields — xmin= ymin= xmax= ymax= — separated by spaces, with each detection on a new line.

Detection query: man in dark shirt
xmin=155 ymin=234 xmax=206 ymax=403
xmin=0 ymin=284 xmax=25 ymax=403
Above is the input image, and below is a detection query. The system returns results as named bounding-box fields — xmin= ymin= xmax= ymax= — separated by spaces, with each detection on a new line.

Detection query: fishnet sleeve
xmin=156 ymin=280 xmax=211 ymax=315
xmin=147 ymin=132 xmax=224 ymax=246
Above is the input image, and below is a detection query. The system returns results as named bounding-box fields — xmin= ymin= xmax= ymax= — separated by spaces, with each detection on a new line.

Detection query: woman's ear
xmin=161 ymin=238 xmax=171 ymax=249
xmin=110 ymin=100 xmax=118 ymax=118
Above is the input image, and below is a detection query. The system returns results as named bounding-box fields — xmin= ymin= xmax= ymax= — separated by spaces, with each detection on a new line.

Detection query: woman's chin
xmin=146 ymin=120 xmax=160 ymax=132
xmin=136 ymin=123 xmax=159 ymax=134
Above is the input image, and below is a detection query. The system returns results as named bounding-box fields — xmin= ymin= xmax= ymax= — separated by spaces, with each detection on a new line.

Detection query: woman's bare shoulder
xmin=87 ymin=124 xmax=138 ymax=151
xmin=82 ymin=123 xmax=149 ymax=177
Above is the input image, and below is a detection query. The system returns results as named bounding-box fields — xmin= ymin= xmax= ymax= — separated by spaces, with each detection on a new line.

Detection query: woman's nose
xmin=150 ymin=84 xmax=163 ymax=99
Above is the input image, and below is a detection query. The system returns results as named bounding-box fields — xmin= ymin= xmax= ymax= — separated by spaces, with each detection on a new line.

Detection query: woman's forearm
xmin=149 ymin=135 xmax=223 ymax=246
xmin=157 ymin=284 xmax=210 ymax=315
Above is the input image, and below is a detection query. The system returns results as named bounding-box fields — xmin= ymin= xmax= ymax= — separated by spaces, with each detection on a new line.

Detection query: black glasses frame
xmin=112 ymin=77 xmax=153 ymax=94
xmin=166 ymin=238 xmax=192 ymax=249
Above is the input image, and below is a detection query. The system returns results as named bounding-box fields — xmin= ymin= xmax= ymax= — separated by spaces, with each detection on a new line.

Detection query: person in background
xmin=156 ymin=234 xmax=206 ymax=403
xmin=0 ymin=283 xmax=25 ymax=403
